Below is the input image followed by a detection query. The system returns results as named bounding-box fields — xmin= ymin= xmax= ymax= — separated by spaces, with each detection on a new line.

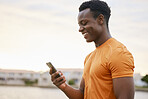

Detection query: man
xmin=49 ymin=0 xmax=135 ymax=99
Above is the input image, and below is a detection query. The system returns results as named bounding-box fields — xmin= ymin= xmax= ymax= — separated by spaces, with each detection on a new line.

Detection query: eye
xmin=81 ymin=20 xmax=87 ymax=25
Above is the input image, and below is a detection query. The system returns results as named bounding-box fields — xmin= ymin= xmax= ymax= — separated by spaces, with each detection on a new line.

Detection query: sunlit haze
xmin=0 ymin=0 xmax=148 ymax=75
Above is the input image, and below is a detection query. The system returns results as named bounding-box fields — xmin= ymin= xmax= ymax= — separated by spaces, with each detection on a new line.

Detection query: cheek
xmin=86 ymin=25 xmax=102 ymax=41
xmin=86 ymin=25 xmax=97 ymax=37
xmin=96 ymin=26 xmax=102 ymax=33
xmin=85 ymin=25 xmax=93 ymax=33
xmin=86 ymin=26 xmax=97 ymax=42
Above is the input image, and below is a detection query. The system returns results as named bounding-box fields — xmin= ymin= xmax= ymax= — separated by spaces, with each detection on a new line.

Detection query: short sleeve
xmin=108 ymin=47 xmax=135 ymax=79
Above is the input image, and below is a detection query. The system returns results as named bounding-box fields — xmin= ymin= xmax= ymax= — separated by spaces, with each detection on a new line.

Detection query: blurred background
xmin=0 ymin=0 xmax=148 ymax=75
xmin=0 ymin=0 xmax=148 ymax=99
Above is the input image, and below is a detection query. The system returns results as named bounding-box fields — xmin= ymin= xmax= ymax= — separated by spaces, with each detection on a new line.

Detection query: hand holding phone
xmin=46 ymin=62 xmax=66 ymax=89
xmin=46 ymin=62 xmax=61 ymax=78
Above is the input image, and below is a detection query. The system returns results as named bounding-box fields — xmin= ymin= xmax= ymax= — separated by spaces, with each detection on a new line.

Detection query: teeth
xmin=83 ymin=33 xmax=88 ymax=36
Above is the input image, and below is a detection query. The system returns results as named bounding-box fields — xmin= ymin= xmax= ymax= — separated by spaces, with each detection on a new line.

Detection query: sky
xmin=0 ymin=0 xmax=148 ymax=75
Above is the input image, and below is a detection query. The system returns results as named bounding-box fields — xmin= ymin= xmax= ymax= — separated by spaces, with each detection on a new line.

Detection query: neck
xmin=95 ymin=29 xmax=112 ymax=47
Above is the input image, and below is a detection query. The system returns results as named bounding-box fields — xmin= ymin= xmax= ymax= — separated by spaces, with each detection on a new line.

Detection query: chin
xmin=86 ymin=39 xmax=93 ymax=43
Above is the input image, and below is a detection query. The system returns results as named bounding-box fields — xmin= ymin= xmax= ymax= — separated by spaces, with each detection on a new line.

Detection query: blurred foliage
xmin=141 ymin=75 xmax=148 ymax=86
xmin=22 ymin=78 xmax=38 ymax=86
xmin=68 ymin=79 xmax=75 ymax=85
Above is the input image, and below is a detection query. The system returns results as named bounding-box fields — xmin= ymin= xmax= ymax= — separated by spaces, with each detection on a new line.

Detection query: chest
xmin=84 ymin=51 xmax=111 ymax=80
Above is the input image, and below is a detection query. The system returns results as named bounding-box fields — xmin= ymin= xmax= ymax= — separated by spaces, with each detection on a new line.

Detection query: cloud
xmin=0 ymin=0 xmax=148 ymax=74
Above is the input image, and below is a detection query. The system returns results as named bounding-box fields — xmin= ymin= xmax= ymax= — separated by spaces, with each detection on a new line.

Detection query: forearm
xmin=61 ymin=83 xmax=84 ymax=99
xmin=49 ymin=70 xmax=84 ymax=99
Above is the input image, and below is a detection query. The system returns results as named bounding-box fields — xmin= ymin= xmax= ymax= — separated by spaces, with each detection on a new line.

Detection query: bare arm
xmin=113 ymin=77 xmax=135 ymax=99
xmin=62 ymin=77 xmax=84 ymax=99
xmin=50 ymin=68 xmax=84 ymax=99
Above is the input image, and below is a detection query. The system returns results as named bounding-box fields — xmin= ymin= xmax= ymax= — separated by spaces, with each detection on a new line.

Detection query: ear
xmin=96 ymin=14 xmax=104 ymax=25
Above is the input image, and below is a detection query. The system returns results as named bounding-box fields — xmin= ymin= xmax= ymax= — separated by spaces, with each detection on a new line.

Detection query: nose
xmin=79 ymin=26 xmax=84 ymax=32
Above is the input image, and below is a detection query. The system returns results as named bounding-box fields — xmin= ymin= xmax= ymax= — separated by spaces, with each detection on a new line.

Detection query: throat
xmin=95 ymin=35 xmax=112 ymax=48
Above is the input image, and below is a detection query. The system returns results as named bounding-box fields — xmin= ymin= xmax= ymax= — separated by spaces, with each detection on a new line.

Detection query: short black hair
xmin=79 ymin=0 xmax=111 ymax=27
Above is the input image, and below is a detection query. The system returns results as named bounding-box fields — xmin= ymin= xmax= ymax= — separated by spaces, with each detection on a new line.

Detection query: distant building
xmin=0 ymin=69 xmax=40 ymax=86
xmin=38 ymin=71 xmax=54 ymax=87
xmin=38 ymin=68 xmax=83 ymax=88
xmin=0 ymin=68 xmax=83 ymax=88
xmin=1 ymin=69 xmax=147 ymax=88
xmin=59 ymin=68 xmax=83 ymax=87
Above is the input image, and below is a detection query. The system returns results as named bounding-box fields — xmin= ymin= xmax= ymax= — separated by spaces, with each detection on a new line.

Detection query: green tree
xmin=141 ymin=75 xmax=148 ymax=86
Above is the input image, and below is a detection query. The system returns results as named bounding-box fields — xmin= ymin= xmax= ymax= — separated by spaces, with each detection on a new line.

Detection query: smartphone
xmin=46 ymin=62 xmax=61 ymax=78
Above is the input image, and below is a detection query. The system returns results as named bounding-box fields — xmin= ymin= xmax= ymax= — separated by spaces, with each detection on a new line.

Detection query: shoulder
xmin=107 ymin=39 xmax=135 ymax=78
xmin=109 ymin=41 xmax=134 ymax=63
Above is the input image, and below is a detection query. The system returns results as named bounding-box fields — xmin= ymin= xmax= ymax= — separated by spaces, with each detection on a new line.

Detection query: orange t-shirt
xmin=83 ymin=38 xmax=134 ymax=99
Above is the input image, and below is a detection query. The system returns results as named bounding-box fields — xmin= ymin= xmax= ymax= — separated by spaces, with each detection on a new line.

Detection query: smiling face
xmin=78 ymin=8 xmax=103 ymax=43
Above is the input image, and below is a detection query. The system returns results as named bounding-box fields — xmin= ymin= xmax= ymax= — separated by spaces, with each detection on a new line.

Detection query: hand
xmin=49 ymin=68 xmax=67 ymax=90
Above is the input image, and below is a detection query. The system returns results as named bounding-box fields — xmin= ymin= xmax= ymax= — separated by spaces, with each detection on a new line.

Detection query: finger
xmin=52 ymin=75 xmax=66 ymax=86
xmin=59 ymin=71 xmax=63 ymax=75
xmin=51 ymin=72 xmax=59 ymax=81
xmin=56 ymin=75 xmax=64 ymax=81
xmin=57 ymin=79 xmax=66 ymax=86
xmin=63 ymin=75 xmax=66 ymax=81
xmin=53 ymin=77 xmax=66 ymax=87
